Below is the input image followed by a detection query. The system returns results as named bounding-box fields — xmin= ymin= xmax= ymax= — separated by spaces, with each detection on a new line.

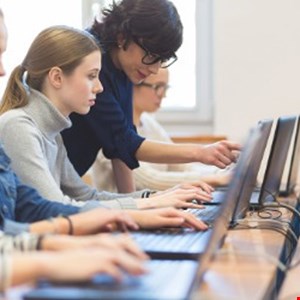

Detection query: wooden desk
xmin=279 ymin=240 xmax=300 ymax=299
xmin=194 ymin=203 xmax=297 ymax=300
xmin=6 ymin=200 xmax=298 ymax=300
xmin=195 ymin=229 xmax=287 ymax=300
xmin=277 ymin=195 xmax=300 ymax=300
xmin=171 ymin=134 xmax=227 ymax=144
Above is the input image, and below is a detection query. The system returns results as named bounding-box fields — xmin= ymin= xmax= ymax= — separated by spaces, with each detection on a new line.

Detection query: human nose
xmin=147 ymin=61 xmax=161 ymax=75
xmin=94 ymin=78 xmax=103 ymax=94
xmin=156 ymin=86 xmax=168 ymax=99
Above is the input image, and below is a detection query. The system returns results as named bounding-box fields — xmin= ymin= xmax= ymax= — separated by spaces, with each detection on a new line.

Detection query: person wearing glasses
xmin=61 ymin=0 xmax=241 ymax=193
xmin=91 ymin=68 xmax=233 ymax=192
xmin=0 ymin=13 xmax=207 ymax=294
xmin=0 ymin=14 xmax=216 ymax=213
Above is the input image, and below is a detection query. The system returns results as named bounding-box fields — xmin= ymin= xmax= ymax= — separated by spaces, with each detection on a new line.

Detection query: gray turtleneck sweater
xmin=0 ymin=89 xmax=144 ymax=210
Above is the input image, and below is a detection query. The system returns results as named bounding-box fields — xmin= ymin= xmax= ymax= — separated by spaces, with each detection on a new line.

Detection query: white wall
xmin=1 ymin=0 xmax=299 ymax=144
xmin=214 ymin=0 xmax=300 ymax=142
xmin=0 ymin=0 xmax=82 ymax=96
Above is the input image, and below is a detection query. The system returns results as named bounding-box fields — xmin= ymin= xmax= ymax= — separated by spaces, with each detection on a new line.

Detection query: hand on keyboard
xmin=126 ymin=208 xmax=209 ymax=231
xmin=137 ymin=184 xmax=213 ymax=209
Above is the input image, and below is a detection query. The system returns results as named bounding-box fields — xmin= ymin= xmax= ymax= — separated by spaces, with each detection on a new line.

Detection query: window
xmin=156 ymin=0 xmax=214 ymax=132
xmin=82 ymin=0 xmax=214 ymax=133
xmin=0 ymin=0 xmax=82 ymax=96
xmin=0 ymin=0 xmax=213 ymax=133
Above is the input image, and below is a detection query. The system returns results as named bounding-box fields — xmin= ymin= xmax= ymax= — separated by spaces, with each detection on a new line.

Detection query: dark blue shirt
xmin=62 ymin=52 xmax=145 ymax=176
xmin=0 ymin=144 xmax=79 ymax=233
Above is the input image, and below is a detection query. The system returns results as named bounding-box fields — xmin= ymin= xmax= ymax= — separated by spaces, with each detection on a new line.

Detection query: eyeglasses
xmin=133 ymin=38 xmax=178 ymax=68
xmin=137 ymin=82 xmax=170 ymax=96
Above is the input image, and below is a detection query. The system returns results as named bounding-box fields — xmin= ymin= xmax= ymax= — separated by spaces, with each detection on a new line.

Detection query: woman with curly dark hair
xmin=62 ymin=0 xmax=240 ymax=193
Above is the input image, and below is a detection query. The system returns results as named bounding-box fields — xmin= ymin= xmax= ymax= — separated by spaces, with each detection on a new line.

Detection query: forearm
xmin=8 ymin=252 xmax=63 ymax=288
xmin=111 ymin=159 xmax=136 ymax=193
xmin=136 ymin=139 xmax=241 ymax=169
xmin=0 ymin=253 xmax=45 ymax=291
xmin=9 ymin=254 xmax=42 ymax=287
xmin=29 ymin=217 xmax=70 ymax=235
xmin=136 ymin=140 xmax=200 ymax=163
xmin=29 ymin=210 xmax=111 ymax=236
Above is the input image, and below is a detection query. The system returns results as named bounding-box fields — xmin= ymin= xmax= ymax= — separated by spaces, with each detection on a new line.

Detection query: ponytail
xmin=0 ymin=65 xmax=29 ymax=114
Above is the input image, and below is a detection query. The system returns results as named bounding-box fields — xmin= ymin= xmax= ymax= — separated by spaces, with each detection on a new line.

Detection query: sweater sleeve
xmin=90 ymin=145 xmax=207 ymax=193
xmin=0 ymin=231 xmax=40 ymax=251
xmin=0 ymin=116 xmax=76 ymax=205
xmin=134 ymin=161 xmax=205 ymax=191
xmin=58 ymin=135 xmax=143 ymax=204
xmin=0 ymin=114 xmax=140 ymax=210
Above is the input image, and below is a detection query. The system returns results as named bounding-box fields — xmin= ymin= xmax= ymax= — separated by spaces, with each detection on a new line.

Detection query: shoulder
xmin=0 ymin=109 xmax=39 ymax=138
xmin=0 ymin=109 xmax=35 ymax=128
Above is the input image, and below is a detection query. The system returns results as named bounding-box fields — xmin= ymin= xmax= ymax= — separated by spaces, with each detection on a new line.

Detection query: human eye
xmin=88 ymin=72 xmax=98 ymax=80
xmin=160 ymin=58 xmax=169 ymax=63
xmin=146 ymin=53 xmax=155 ymax=59
xmin=150 ymin=53 xmax=161 ymax=61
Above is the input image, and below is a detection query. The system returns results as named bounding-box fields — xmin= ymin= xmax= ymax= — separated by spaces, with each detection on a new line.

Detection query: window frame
xmin=81 ymin=0 xmax=214 ymax=133
xmin=156 ymin=0 xmax=214 ymax=130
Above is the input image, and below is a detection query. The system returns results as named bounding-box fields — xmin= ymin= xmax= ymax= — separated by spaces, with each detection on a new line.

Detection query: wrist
xmin=29 ymin=217 xmax=69 ymax=235
xmin=148 ymin=191 xmax=157 ymax=198
xmin=193 ymin=144 xmax=205 ymax=162
xmin=61 ymin=215 xmax=74 ymax=235
xmin=39 ymin=235 xmax=77 ymax=251
xmin=38 ymin=234 xmax=63 ymax=251
xmin=141 ymin=190 xmax=156 ymax=198
xmin=136 ymin=198 xmax=156 ymax=209
xmin=49 ymin=217 xmax=70 ymax=235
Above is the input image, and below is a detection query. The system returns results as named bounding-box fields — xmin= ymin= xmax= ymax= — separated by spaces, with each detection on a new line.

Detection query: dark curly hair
xmin=90 ymin=0 xmax=183 ymax=60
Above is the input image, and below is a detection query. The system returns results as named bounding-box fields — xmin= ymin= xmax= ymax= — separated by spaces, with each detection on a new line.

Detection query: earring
xmin=118 ymin=44 xmax=122 ymax=48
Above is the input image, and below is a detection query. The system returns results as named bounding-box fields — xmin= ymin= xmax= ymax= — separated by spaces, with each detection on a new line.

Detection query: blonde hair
xmin=0 ymin=25 xmax=100 ymax=114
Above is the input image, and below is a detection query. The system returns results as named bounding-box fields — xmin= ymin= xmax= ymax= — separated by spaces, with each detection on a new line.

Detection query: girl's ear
xmin=48 ymin=66 xmax=63 ymax=88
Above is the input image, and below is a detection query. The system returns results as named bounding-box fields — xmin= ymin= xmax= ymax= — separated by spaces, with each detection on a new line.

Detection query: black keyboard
xmin=131 ymin=229 xmax=207 ymax=252
xmin=187 ymin=206 xmax=220 ymax=224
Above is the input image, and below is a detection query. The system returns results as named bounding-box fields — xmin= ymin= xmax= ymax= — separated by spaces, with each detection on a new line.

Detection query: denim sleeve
xmin=14 ymin=174 xmax=80 ymax=223
xmin=3 ymin=219 xmax=30 ymax=235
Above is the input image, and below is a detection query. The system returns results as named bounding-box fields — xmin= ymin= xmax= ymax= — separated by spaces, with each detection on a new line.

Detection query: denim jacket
xmin=0 ymin=144 xmax=80 ymax=235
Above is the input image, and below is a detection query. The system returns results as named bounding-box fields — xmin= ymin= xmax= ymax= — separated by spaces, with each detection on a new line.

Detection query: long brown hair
xmin=0 ymin=25 xmax=100 ymax=114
